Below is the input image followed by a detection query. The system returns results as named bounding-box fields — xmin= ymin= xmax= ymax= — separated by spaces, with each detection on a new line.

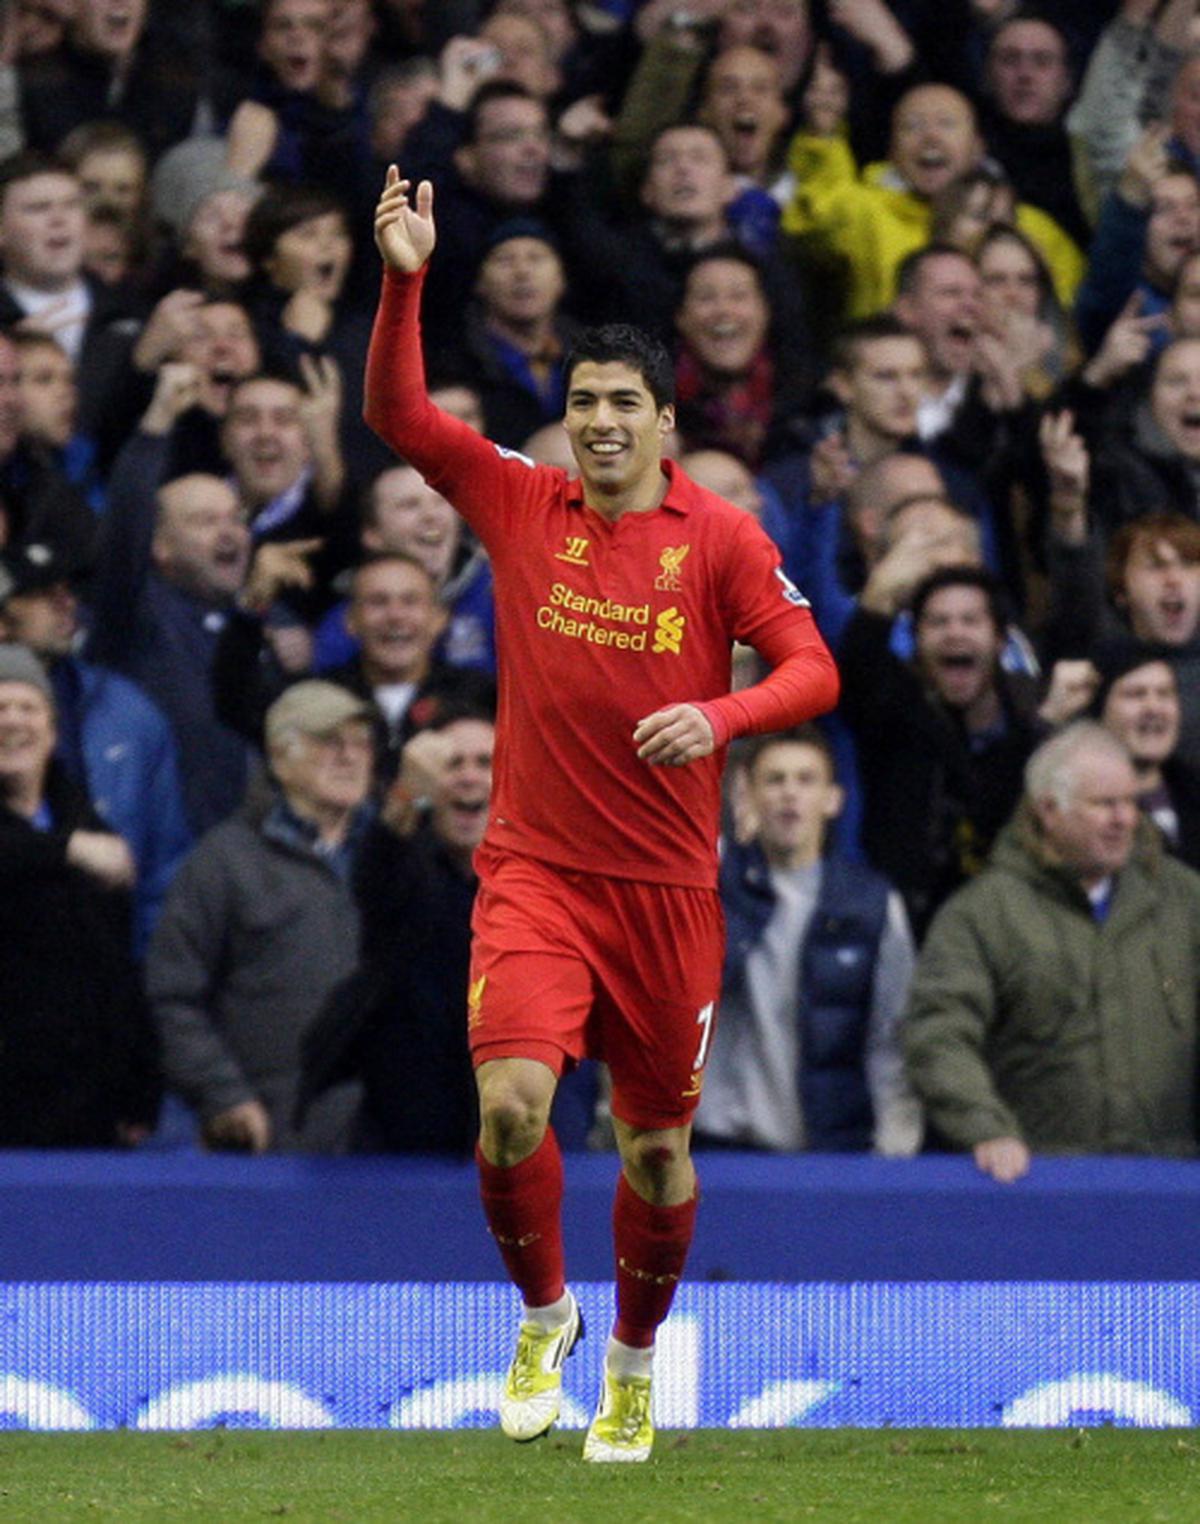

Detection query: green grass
xmin=1 ymin=1430 xmax=1200 ymax=1523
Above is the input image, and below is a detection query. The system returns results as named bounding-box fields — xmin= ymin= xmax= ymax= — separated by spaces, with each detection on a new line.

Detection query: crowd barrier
xmin=2 ymin=1153 xmax=1197 ymax=1430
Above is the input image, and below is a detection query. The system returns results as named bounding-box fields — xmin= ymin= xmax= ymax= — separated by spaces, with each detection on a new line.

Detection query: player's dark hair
xmin=565 ymin=325 xmax=675 ymax=409
xmin=832 ymin=313 xmax=918 ymax=374
xmin=911 ymin=564 xmax=1008 ymax=633
xmin=741 ymin=723 xmax=836 ymax=779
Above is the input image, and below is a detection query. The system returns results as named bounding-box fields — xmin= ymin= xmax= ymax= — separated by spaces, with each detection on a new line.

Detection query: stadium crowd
xmin=3 ymin=0 xmax=1200 ymax=1182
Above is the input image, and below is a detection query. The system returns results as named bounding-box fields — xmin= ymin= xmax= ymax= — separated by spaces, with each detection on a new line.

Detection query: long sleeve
xmin=697 ymin=613 xmax=839 ymax=747
xmin=85 ymin=429 xmax=170 ymax=666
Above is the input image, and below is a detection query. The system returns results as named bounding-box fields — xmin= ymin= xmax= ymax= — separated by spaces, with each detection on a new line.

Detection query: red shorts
xmin=468 ymin=848 xmax=725 ymax=1131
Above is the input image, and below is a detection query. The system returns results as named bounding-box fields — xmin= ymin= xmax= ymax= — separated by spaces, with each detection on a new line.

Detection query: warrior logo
xmin=655 ymin=544 xmax=690 ymax=590
xmin=555 ymin=535 xmax=590 ymax=566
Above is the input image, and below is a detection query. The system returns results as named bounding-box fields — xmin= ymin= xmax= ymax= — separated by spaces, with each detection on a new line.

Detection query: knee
xmin=479 ymin=1084 xmax=551 ymax=1165
xmin=621 ymin=1134 xmax=691 ymax=1203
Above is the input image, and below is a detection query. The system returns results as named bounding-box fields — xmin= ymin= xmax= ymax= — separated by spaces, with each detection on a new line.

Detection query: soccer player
xmin=364 ymin=169 xmax=839 ymax=1463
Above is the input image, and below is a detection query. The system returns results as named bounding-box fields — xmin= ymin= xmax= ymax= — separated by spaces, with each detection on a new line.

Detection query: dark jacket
xmin=0 ymin=762 xmax=161 ymax=1146
xmin=299 ymin=820 xmax=480 ymax=1155
xmin=720 ymin=840 xmax=889 ymax=1150
xmin=838 ymin=605 xmax=1043 ymax=940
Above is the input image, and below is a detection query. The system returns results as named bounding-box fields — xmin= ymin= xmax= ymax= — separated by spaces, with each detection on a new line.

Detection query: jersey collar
xmin=565 ymin=458 xmax=693 ymax=516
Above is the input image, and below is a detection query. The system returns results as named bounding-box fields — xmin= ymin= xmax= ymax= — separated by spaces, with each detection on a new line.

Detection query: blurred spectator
xmin=147 ymin=137 xmax=260 ymax=299
xmin=1089 ymin=635 xmax=1200 ymax=871
xmin=838 ymin=564 xmax=1042 ymax=939
xmin=454 ymin=218 xmax=577 ymax=447
xmin=17 ymin=0 xmax=214 ymax=161
xmin=85 ymin=363 xmax=261 ymax=838
xmin=12 ymin=0 xmax=73 ymax=60
xmin=10 ymin=328 xmax=103 ymax=512
xmin=1074 ymin=128 xmax=1200 ymax=359
xmin=58 ymin=120 xmax=148 ymax=225
xmin=0 ymin=152 xmax=145 ymax=447
xmin=403 ymin=73 xmax=557 ymax=342
xmin=979 ymin=13 xmax=1088 ymax=248
xmin=783 ymin=82 xmax=1084 ymax=319
xmin=0 ymin=325 xmax=95 ymax=559
xmin=0 ymin=537 xmax=191 ymax=951
xmin=147 ymin=679 xmax=379 ymax=1153
xmin=216 ymin=550 xmax=496 ymax=788
xmin=300 ymin=708 xmax=496 ymax=1154
xmin=695 ymin=725 xmax=920 ymax=1155
xmin=975 ymin=223 xmax=1075 ymax=398
xmin=0 ymin=640 xmax=161 ymax=1146
xmin=82 ymin=204 xmax=143 ymax=290
xmin=673 ymin=245 xmax=810 ymax=466
xmin=313 ymin=463 xmax=495 ymax=675
xmin=931 ymin=163 xmax=1017 ymax=256
xmin=905 ymin=721 xmax=1200 ymax=1180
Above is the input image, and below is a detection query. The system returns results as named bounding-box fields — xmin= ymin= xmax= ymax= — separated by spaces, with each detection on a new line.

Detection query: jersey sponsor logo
xmin=655 ymin=544 xmax=690 ymax=591
xmin=774 ymin=566 xmax=810 ymax=607
xmin=467 ymin=974 xmax=487 ymax=1029
xmin=554 ymin=535 xmax=590 ymax=566
xmin=494 ymin=444 xmax=536 ymax=468
xmin=652 ymin=606 xmax=686 ymax=654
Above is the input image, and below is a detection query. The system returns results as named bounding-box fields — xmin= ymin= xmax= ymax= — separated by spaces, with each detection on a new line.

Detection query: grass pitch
xmin=1 ymin=1430 xmax=1199 ymax=1524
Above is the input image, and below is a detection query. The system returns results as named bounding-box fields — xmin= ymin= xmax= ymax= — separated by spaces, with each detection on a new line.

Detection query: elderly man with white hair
xmin=904 ymin=720 xmax=1200 ymax=1182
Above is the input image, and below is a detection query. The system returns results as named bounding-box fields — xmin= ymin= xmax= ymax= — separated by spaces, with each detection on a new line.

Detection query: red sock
xmin=612 ymin=1172 xmax=697 ymax=1348
xmin=475 ymin=1131 xmax=565 ymax=1308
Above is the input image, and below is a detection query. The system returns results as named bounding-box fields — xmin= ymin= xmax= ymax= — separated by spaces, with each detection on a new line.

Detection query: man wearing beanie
xmin=0 ymin=641 xmax=161 ymax=1147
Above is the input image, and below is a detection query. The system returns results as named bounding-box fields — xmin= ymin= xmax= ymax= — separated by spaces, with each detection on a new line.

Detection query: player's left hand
xmin=633 ymin=704 xmax=715 ymax=766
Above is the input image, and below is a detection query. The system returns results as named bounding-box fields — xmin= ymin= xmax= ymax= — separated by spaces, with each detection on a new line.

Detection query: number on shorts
xmin=692 ymin=1001 xmax=715 ymax=1070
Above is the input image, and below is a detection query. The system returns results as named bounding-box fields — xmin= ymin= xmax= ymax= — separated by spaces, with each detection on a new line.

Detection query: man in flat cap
xmin=146 ymin=679 xmax=379 ymax=1152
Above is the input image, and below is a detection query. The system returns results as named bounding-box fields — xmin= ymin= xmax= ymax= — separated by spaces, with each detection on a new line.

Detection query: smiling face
xmin=0 ymin=171 xmax=86 ymax=291
xmin=700 ymin=45 xmax=789 ymax=180
xmin=977 ymin=233 xmax=1042 ymax=323
xmin=346 ymin=557 xmax=447 ymax=684
xmin=564 ymin=359 xmax=674 ymax=505
xmin=892 ymin=86 xmax=981 ymax=200
xmin=1151 ymin=340 xmax=1200 ymax=461
xmin=0 ymin=680 xmax=55 ymax=798
xmin=1120 ymin=535 xmax=1200 ymax=644
xmin=264 ymin=209 xmax=352 ymax=300
xmin=676 ymin=256 xmax=769 ymax=376
xmin=364 ymin=465 xmax=461 ymax=585
xmin=431 ymin=716 xmax=494 ymax=859
xmin=915 ymin=582 xmax=1004 ymax=711
xmin=221 ymin=378 xmax=311 ymax=505
xmin=1102 ymin=660 xmax=1180 ymax=770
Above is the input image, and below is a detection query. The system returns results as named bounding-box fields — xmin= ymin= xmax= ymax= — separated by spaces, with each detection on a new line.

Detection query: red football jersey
xmin=366 ymin=270 xmax=838 ymax=887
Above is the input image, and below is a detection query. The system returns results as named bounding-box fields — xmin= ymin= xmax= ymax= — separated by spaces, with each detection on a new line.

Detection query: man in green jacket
xmin=904 ymin=720 xmax=1200 ymax=1183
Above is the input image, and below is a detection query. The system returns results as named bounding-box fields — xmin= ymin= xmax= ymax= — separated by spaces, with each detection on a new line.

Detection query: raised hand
xmin=1039 ymin=409 xmax=1090 ymax=505
xmin=375 ymin=167 xmax=436 ymax=273
xmin=1083 ymin=290 xmax=1166 ymax=389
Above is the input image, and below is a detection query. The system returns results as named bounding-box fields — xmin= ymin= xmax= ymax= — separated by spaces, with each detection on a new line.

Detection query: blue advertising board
xmin=1 ymin=1282 xmax=1196 ymax=1431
